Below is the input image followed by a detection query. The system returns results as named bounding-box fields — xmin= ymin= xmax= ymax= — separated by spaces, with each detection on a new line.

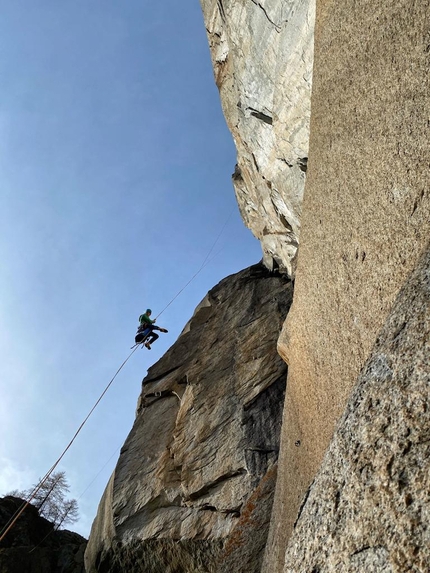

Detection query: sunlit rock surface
xmin=0 ymin=496 xmax=86 ymax=573
xmin=265 ymin=0 xmax=430 ymax=570
xmin=85 ymin=263 xmax=292 ymax=573
xmin=284 ymin=245 xmax=430 ymax=572
xmin=200 ymin=0 xmax=315 ymax=275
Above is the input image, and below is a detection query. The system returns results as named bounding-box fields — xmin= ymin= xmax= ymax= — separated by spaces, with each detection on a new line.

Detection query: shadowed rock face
xmin=199 ymin=0 xmax=315 ymax=275
xmin=284 ymin=245 xmax=430 ymax=572
xmin=0 ymin=496 xmax=86 ymax=573
xmin=85 ymin=263 xmax=292 ymax=573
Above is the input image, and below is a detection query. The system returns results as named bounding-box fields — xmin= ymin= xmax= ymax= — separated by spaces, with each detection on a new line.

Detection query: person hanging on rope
xmin=135 ymin=309 xmax=168 ymax=349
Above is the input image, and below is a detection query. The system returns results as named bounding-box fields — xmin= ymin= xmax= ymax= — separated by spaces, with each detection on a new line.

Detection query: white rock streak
xmin=200 ymin=0 xmax=315 ymax=275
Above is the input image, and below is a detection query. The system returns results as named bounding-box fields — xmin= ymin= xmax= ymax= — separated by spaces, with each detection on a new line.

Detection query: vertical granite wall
xmin=265 ymin=1 xmax=430 ymax=570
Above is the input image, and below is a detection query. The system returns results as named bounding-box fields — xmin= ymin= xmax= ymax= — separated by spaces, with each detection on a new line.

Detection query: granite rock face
xmin=0 ymin=496 xmax=86 ymax=573
xmin=283 ymin=245 xmax=430 ymax=573
xmin=200 ymin=0 xmax=315 ymax=275
xmin=217 ymin=464 xmax=278 ymax=573
xmin=265 ymin=0 xmax=430 ymax=568
xmin=85 ymin=264 xmax=292 ymax=573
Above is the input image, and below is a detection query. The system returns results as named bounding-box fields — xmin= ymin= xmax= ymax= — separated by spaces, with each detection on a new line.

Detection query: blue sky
xmin=0 ymin=1 xmax=260 ymax=537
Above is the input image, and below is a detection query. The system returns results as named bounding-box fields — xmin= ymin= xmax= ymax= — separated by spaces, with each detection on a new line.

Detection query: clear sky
xmin=0 ymin=1 xmax=260 ymax=537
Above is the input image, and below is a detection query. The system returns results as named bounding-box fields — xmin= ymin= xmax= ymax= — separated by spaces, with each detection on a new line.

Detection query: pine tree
xmin=8 ymin=471 xmax=79 ymax=529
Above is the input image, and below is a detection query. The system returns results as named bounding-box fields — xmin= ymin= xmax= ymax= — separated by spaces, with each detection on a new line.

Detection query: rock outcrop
xmin=85 ymin=264 xmax=292 ymax=573
xmin=0 ymin=496 xmax=86 ymax=573
xmin=200 ymin=0 xmax=315 ymax=275
xmin=283 ymin=244 xmax=430 ymax=572
xmin=265 ymin=0 xmax=430 ymax=568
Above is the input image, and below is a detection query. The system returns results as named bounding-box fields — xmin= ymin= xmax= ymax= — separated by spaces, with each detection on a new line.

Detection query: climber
xmin=139 ymin=308 xmax=155 ymax=329
xmin=135 ymin=309 xmax=168 ymax=349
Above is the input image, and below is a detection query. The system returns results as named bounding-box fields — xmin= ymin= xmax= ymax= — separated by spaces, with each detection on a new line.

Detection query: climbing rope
xmin=76 ymin=447 xmax=121 ymax=502
xmin=0 ymin=207 xmax=234 ymax=543
xmin=155 ymin=206 xmax=234 ymax=320
xmin=27 ymin=446 xmax=122 ymax=554
xmin=0 ymin=346 xmax=139 ymax=543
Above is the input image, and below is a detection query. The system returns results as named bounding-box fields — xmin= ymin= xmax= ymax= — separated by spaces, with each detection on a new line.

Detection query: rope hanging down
xmin=0 ymin=346 xmax=139 ymax=543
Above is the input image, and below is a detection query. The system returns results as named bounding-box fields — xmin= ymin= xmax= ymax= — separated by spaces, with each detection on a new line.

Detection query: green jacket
xmin=139 ymin=313 xmax=154 ymax=326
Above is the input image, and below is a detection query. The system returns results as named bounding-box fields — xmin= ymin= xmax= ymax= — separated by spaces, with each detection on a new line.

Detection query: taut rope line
xmin=155 ymin=206 xmax=234 ymax=320
xmin=0 ymin=346 xmax=139 ymax=543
